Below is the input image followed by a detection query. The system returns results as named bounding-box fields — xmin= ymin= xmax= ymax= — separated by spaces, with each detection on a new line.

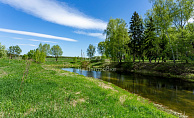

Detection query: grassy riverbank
xmin=57 ymin=57 xmax=194 ymax=82
xmin=0 ymin=58 xmax=178 ymax=117
xmin=131 ymin=62 xmax=194 ymax=82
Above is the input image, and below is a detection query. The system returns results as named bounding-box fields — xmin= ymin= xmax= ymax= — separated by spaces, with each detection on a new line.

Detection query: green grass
xmin=0 ymin=58 xmax=177 ymax=117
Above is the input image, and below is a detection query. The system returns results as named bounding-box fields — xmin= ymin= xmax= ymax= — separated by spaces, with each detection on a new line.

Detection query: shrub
xmin=22 ymin=54 xmax=28 ymax=60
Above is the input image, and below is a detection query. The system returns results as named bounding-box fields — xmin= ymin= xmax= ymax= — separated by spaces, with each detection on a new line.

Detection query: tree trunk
xmin=142 ymin=57 xmax=144 ymax=63
xmin=56 ymin=57 xmax=58 ymax=61
xmin=162 ymin=56 xmax=164 ymax=63
xmin=149 ymin=57 xmax=152 ymax=63
xmin=133 ymin=54 xmax=135 ymax=63
xmin=166 ymin=32 xmax=175 ymax=64
xmin=119 ymin=57 xmax=122 ymax=63
xmin=155 ymin=57 xmax=157 ymax=63
xmin=158 ymin=57 xmax=160 ymax=63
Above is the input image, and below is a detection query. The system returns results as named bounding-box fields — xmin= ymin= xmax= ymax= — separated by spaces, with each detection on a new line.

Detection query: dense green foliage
xmin=27 ymin=50 xmax=35 ymax=59
xmin=94 ymin=0 xmax=194 ymax=64
xmin=103 ymin=18 xmax=130 ymax=62
xmin=38 ymin=43 xmax=51 ymax=56
xmin=22 ymin=54 xmax=28 ymax=60
xmin=33 ymin=49 xmax=46 ymax=63
xmin=129 ymin=12 xmax=144 ymax=62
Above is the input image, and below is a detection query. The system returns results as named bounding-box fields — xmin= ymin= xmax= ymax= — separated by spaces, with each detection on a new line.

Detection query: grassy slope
xmin=0 ymin=59 xmax=177 ymax=117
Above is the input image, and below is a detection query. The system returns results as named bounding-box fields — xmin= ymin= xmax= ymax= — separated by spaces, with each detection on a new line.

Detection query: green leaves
xmin=50 ymin=45 xmax=63 ymax=61
xmin=87 ymin=44 xmax=96 ymax=58
xmin=97 ymin=41 xmax=105 ymax=56
xmin=7 ymin=45 xmax=22 ymax=59
xmin=104 ymin=18 xmax=129 ymax=62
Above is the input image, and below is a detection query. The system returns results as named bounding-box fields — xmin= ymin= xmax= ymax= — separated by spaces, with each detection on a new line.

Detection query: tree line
xmin=0 ymin=42 xmax=63 ymax=63
xmin=87 ymin=0 xmax=194 ymax=63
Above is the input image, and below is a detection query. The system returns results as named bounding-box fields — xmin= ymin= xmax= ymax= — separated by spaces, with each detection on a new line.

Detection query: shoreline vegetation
xmin=53 ymin=57 xmax=194 ymax=83
xmin=0 ymin=58 xmax=188 ymax=117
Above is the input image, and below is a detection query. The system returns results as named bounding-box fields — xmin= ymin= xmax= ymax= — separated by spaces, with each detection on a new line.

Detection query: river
xmin=62 ymin=68 xmax=194 ymax=117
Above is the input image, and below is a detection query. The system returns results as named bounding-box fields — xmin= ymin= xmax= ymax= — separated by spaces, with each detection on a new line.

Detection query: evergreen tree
xmin=144 ymin=17 xmax=157 ymax=63
xmin=129 ymin=11 xmax=144 ymax=62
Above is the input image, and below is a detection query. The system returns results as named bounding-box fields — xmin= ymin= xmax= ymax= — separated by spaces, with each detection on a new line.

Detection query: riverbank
xmin=45 ymin=58 xmax=194 ymax=82
xmin=0 ymin=58 xmax=180 ymax=117
xmin=85 ymin=60 xmax=194 ymax=83
xmin=131 ymin=62 xmax=194 ymax=82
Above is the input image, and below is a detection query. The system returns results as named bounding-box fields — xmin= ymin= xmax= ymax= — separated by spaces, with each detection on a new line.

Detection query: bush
xmin=22 ymin=54 xmax=28 ymax=60
xmin=81 ymin=61 xmax=90 ymax=68
xmin=74 ymin=57 xmax=77 ymax=63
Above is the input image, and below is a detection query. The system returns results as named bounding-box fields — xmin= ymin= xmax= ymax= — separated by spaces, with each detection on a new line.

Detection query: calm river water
xmin=62 ymin=68 xmax=194 ymax=117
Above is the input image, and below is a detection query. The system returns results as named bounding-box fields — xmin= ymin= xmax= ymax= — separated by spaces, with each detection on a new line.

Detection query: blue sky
xmin=0 ymin=0 xmax=153 ymax=57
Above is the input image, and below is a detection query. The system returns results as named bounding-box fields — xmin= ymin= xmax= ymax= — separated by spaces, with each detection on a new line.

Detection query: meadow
xmin=0 ymin=58 xmax=178 ymax=117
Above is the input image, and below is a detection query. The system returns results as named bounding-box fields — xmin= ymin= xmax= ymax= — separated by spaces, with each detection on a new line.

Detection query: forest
xmin=93 ymin=0 xmax=194 ymax=63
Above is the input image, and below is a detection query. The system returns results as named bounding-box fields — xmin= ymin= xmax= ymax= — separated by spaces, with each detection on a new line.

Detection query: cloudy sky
xmin=0 ymin=0 xmax=155 ymax=56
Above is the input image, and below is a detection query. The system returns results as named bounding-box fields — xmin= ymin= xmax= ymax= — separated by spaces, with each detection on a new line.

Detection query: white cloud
xmin=29 ymin=39 xmax=57 ymax=43
xmin=0 ymin=0 xmax=107 ymax=30
xmin=18 ymin=44 xmax=37 ymax=47
xmin=74 ymin=31 xmax=105 ymax=39
xmin=0 ymin=28 xmax=77 ymax=42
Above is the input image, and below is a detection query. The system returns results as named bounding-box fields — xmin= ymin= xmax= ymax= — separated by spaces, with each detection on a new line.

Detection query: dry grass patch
xmin=75 ymin=92 xmax=81 ymax=95
xmin=98 ymin=82 xmax=118 ymax=92
xmin=23 ymin=108 xmax=37 ymax=117
xmin=71 ymin=98 xmax=86 ymax=107
xmin=154 ymin=104 xmax=188 ymax=118
xmin=0 ymin=69 xmax=7 ymax=77
xmin=119 ymin=95 xmax=127 ymax=104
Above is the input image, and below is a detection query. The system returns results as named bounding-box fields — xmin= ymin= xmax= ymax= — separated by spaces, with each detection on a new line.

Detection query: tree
xmin=149 ymin=0 xmax=176 ymax=63
xmin=33 ymin=49 xmax=46 ymax=63
xmin=27 ymin=50 xmax=35 ymax=59
xmin=38 ymin=43 xmax=51 ymax=56
xmin=104 ymin=18 xmax=130 ymax=62
xmin=172 ymin=0 xmax=194 ymax=63
xmin=129 ymin=11 xmax=144 ymax=62
xmin=50 ymin=45 xmax=63 ymax=61
xmin=7 ymin=45 xmax=22 ymax=59
xmin=148 ymin=0 xmax=194 ymax=63
xmin=144 ymin=17 xmax=157 ymax=63
xmin=87 ymin=44 xmax=95 ymax=59
xmin=0 ymin=43 xmax=7 ymax=58
xmin=97 ymin=41 xmax=105 ymax=56
xmin=14 ymin=45 xmax=22 ymax=58
xmin=172 ymin=0 xmax=193 ymax=30
xmin=8 ymin=46 xmax=14 ymax=59
xmin=22 ymin=54 xmax=28 ymax=60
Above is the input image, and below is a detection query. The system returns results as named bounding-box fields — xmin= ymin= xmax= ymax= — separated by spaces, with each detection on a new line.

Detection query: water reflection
xmin=62 ymin=68 xmax=194 ymax=117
